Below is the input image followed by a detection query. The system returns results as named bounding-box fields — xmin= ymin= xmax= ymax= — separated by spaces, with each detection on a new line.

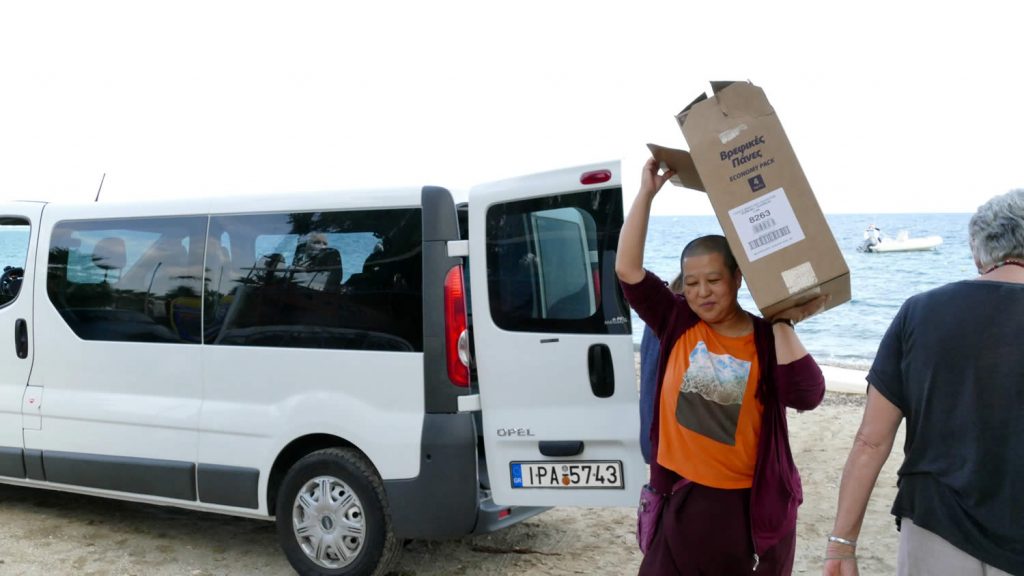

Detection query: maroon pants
xmin=638 ymin=482 xmax=795 ymax=576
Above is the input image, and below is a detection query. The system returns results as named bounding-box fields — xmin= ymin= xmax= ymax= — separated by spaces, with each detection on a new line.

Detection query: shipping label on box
xmin=726 ymin=187 xmax=805 ymax=262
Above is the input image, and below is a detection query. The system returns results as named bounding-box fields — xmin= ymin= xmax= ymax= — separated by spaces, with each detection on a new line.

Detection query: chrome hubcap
xmin=292 ymin=475 xmax=365 ymax=568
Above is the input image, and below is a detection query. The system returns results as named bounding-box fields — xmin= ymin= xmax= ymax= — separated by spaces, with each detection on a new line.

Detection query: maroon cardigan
xmin=621 ymin=271 xmax=825 ymax=555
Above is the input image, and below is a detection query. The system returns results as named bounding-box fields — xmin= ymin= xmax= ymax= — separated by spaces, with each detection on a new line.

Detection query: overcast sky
xmin=1 ymin=1 xmax=1020 ymax=215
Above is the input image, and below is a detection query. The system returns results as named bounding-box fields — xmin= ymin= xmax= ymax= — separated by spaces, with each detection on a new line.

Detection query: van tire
xmin=276 ymin=448 xmax=401 ymax=576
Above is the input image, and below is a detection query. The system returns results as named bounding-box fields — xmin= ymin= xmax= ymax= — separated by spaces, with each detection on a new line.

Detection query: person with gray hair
xmin=969 ymin=189 xmax=1024 ymax=272
xmin=823 ymin=189 xmax=1024 ymax=576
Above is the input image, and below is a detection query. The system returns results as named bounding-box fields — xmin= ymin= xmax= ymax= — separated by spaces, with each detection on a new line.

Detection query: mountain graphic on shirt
xmin=675 ymin=340 xmax=752 ymax=446
xmin=680 ymin=341 xmax=751 ymax=405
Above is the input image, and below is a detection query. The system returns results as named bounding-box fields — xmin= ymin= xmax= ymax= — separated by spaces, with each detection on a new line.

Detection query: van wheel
xmin=276 ymin=448 xmax=401 ymax=576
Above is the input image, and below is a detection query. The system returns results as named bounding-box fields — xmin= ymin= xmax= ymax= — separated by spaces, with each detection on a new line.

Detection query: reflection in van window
xmin=206 ymin=208 xmax=423 ymax=351
xmin=485 ymin=188 xmax=631 ymax=335
xmin=47 ymin=217 xmax=208 ymax=343
xmin=532 ymin=208 xmax=597 ymax=319
xmin=0 ymin=220 xmax=31 ymax=306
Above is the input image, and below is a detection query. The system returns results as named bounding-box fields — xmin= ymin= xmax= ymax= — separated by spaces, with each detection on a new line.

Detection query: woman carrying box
xmin=617 ymin=158 xmax=827 ymax=575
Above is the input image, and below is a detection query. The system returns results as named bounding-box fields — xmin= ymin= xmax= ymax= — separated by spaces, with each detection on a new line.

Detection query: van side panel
xmin=199 ymin=204 xmax=430 ymax=513
xmin=0 ymin=447 xmax=25 ymax=477
xmin=43 ymin=451 xmax=196 ymax=500
xmin=383 ymin=412 xmax=479 ymax=539
xmin=197 ymin=463 xmax=260 ymax=508
xmin=199 ymin=345 xmax=426 ymax=513
xmin=25 ymin=211 xmax=206 ymax=487
xmin=24 ymin=449 xmax=44 ymax=480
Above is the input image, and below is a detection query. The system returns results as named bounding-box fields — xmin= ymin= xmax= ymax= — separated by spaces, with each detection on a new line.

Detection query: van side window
xmin=485 ymin=188 xmax=631 ymax=335
xmin=205 ymin=208 xmax=423 ymax=351
xmin=47 ymin=217 xmax=208 ymax=343
xmin=0 ymin=218 xmax=31 ymax=306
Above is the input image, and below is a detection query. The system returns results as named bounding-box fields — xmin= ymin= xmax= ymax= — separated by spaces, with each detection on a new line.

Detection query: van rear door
xmin=467 ymin=162 xmax=645 ymax=507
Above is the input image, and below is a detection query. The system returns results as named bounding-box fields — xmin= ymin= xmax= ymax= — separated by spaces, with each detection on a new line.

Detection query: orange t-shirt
xmin=657 ymin=321 xmax=763 ymax=489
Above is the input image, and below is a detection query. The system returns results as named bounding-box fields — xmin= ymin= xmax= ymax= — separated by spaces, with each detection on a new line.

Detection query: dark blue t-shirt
xmin=868 ymin=280 xmax=1024 ymax=575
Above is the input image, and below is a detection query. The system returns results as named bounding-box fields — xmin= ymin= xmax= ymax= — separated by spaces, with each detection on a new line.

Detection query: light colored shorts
xmin=898 ymin=517 xmax=1012 ymax=576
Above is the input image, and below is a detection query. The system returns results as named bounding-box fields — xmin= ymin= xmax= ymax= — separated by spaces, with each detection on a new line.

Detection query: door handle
xmin=539 ymin=441 xmax=584 ymax=457
xmin=587 ymin=343 xmax=614 ymax=398
xmin=15 ymin=319 xmax=28 ymax=359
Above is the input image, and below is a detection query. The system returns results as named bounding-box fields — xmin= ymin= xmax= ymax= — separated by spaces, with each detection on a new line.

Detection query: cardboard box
xmin=648 ymin=81 xmax=850 ymax=318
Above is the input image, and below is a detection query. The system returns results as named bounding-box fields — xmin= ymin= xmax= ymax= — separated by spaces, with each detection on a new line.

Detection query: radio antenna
xmin=94 ymin=173 xmax=107 ymax=202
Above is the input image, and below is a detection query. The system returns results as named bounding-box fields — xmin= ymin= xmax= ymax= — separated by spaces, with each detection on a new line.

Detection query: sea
xmin=0 ymin=213 xmax=974 ymax=371
xmin=637 ymin=213 xmax=976 ymax=370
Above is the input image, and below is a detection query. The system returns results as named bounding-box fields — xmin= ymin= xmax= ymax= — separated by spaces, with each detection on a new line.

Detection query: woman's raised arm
xmin=616 ymin=158 xmax=674 ymax=284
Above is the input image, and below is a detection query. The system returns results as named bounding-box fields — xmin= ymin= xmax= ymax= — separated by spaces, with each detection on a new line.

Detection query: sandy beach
xmin=0 ymin=366 xmax=901 ymax=575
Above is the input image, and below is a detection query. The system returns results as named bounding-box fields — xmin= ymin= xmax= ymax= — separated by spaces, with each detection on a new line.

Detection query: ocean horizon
xmin=635 ymin=212 xmax=975 ymax=371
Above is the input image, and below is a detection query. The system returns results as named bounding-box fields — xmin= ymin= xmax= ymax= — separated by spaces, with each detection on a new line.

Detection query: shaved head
xmin=681 ymin=235 xmax=738 ymax=275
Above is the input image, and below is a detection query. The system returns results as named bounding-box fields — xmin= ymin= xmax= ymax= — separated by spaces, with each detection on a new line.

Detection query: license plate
xmin=510 ymin=461 xmax=624 ymax=489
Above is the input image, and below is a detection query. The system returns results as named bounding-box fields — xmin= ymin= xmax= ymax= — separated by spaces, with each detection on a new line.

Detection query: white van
xmin=0 ymin=162 xmax=644 ymax=576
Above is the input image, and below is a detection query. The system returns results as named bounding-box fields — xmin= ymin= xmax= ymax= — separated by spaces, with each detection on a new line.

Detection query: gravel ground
xmin=0 ymin=388 xmax=901 ymax=576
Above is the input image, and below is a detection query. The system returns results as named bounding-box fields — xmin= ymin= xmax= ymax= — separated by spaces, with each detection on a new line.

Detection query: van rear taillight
xmin=444 ymin=265 xmax=470 ymax=387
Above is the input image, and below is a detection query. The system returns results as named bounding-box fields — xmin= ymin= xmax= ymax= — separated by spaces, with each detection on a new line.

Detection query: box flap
xmin=646 ymin=143 xmax=705 ymax=192
xmin=675 ymin=82 xmax=740 ymax=129
xmin=677 ymin=81 xmax=775 ymax=133
xmin=715 ymin=81 xmax=774 ymax=118
xmin=676 ymin=92 xmax=708 ymax=126
xmin=710 ymin=80 xmax=740 ymax=94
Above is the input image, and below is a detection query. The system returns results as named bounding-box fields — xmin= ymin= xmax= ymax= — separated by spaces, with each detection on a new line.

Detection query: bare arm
xmin=615 ymin=158 xmax=674 ymax=284
xmin=822 ymin=385 xmax=903 ymax=575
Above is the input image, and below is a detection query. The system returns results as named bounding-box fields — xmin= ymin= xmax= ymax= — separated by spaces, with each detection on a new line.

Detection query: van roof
xmin=22 ymin=186 xmax=444 ymax=219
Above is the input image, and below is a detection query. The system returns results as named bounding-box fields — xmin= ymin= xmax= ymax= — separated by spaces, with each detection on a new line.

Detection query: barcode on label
xmin=751 ymin=218 xmax=776 ymax=234
xmin=749 ymin=226 xmax=791 ymax=249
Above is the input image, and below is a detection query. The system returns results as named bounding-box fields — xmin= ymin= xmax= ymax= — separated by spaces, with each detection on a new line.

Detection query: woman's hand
xmin=822 ymin=556 xmax=859 ymax=575
xmin=616 ymin=158 xmax=674 ymax=284
xmin=639 ymin=157 xmax=675 ymax=199
xmin=772 ymin=294 xmax=829 ymax=325
xmin=823 ymin=539 xmax=858 ymax=574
